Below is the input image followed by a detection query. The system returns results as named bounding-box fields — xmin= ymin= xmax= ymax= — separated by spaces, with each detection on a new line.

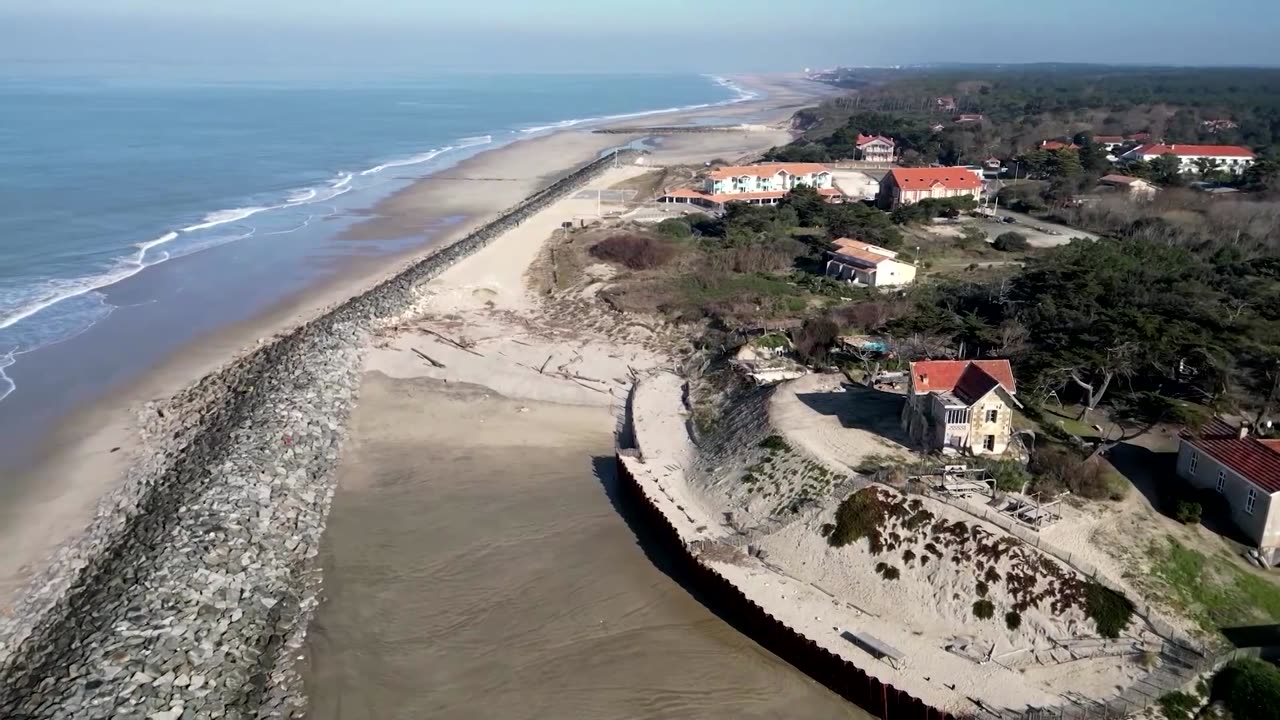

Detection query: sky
xmin=2 ymin=0 xmax=1279 ymax=75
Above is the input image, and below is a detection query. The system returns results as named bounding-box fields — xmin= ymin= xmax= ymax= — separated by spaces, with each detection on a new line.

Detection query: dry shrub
xmin=589 ymin=233 xmax=675 ymax=270
xmin=831 ymin=299 xmax=910 ymax=331
xmin=1029 ymin=444 xmax=1109 ymax=499
xmin=706 ymin=239 xmax=806 ymax=273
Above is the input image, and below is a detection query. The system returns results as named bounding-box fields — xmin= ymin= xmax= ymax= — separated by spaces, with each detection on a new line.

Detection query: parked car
xmin=1000 ymin=216 xmax=1016 ymax=224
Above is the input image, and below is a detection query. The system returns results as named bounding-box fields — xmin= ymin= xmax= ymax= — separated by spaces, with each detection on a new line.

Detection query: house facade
xmin=658 ymin=163 xmax=843 ymax=211
xmin=825 ymin=238 xmax=917 ymax=288
xmin=878 ymin=167 xmax=983 ymax=209
xmin=705 ymin=163 xmax=833 ymax=195
xmin=856 ymin=134 xmax=895 ymax=164
xmin=1120 ymin=143 xmax=1256 ymax=175
xmin=1176 ymin=418 xmax=1280 ymax=564
xmin=901 ymin=360 xmax=1019 ymax=456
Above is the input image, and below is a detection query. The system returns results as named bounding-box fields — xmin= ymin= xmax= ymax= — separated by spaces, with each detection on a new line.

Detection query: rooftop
xmin=1183 ymin=418 xmax=1280 ymax=494
xmin=910 ymin=359 xmax=1016 ymax=399
xmin=888 ymin=167 xmax=983 ymax=191
xmin=708 ymin=162 xmax=831 ymax=181
xmin=1128 ymin=143 xmax=1255 ymax=159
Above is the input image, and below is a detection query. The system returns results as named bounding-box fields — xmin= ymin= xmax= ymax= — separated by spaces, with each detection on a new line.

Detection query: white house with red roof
xmin=1177 ymin=419 xmax=1280 ymax=563
xmin=901 ymin=359 xmax=1020 ymax=456
xmin=878 ymin=167 xmax=984 ymax=209
xmin=1120 ymin=143 xmax=1255 ymax=175
xmin=825 ymin=238 xmax=917 ymax=288
xmin=855 ymin=134 xmax=895 ymax=164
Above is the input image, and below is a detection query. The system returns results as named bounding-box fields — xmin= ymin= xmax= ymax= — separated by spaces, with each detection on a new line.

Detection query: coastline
xmin=0 ymin=74 xmax=832 ymax=606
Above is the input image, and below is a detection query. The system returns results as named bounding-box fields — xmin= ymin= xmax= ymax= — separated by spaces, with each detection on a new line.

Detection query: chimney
xmin=1239 ymin=422 xmax=1251 ymax=440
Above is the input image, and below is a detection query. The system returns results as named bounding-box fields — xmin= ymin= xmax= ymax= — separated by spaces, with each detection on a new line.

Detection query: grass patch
xmin=1084 ymin=581 xmax=1134 ymax=639
xmin=1156 ymin=690 xmax=1199 ymax=720
xmin=1148 ymin=536 xmax=1280 ymax=634
xmin=973 ymin=598 xmax=995 ymax=620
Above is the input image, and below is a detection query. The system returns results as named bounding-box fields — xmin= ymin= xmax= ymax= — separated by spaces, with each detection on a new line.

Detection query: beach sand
xmin=304 ymin=377 xmax=865 ymax=719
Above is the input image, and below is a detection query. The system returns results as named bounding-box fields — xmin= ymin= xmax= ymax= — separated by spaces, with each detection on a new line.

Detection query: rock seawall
xmin=0 ymin=150 xmax=637 ymax=720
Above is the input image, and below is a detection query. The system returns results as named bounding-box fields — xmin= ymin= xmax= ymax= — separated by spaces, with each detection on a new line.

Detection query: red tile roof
xmin=888 ymin=167 xmax=983 ymax=192
xmin=1093 ymin=135 xmax=1126 ymax=144
xmin=856 ymin=134 xmax=894 ymax=147
xmin=1099 ymin=174 xmax=1145 ymax=185
xmin=708 ymin=162 xmax=831 ymax=181
xmin=1130 ymin=143 xmax=1255 ymax=159
xmin=830 ymin=238 xmax=900 ymax=267
xmin=1040 ymin=140 xmax=1080 ymax=151
xmin=1183 ymin=418 xmax=1280 ymax=494
xmin=910 ymin=360 xmax=1016 ymax=396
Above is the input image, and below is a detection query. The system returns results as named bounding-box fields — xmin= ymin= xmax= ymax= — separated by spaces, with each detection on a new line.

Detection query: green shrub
xmin=1005 ymin=611 xmax=1022 ymax=630
xmin=829 ymin=489 xmax=891 ymax=548
xmin=759 ymin=434 xmax=789 ymax=451
xmin=993 ymin=231 xmax=1030 ymax=251
xmin=1212 ymin=659 xmax=1280 ymax=720
xmin=973 ymin=599 xmax=995 ymax=620
xmin=1157 ymin=690 xmax=1200 ymax=720
xmin=1084 ymin=582 xmax=1134 ymax=638
xmin=1174 ymin=500 xmax=1202 ymax=525
xmin=874 ymin=562 xmax=901 ymax=581
xmin=589 ymin=233 xmax=675 ymax=269
xmin=655 ymin=217 xmax=692 ymax=239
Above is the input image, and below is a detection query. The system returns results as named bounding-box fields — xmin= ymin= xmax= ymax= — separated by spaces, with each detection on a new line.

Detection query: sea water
xmin=0 ymin=72 xmax=751 ymax=411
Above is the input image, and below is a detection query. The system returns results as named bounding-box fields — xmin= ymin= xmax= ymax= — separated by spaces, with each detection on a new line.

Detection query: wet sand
xmin=304 ymin=376 xmax=867 ymax=720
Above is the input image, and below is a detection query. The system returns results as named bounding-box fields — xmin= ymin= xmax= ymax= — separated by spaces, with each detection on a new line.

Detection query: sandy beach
xmin=0 ymin=73 xmax=833 ymax=649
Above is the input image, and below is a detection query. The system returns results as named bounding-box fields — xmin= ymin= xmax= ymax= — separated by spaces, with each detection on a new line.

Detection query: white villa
xmin=825 ymin=238 xmax=917 ymax=288
xmin=855 ymin=134 xmax=895 ymax=164
xmin=659 ymin=162 xmax=844 ymax=211
xmin=1120 ymin=143 xmax=1255 ymax=175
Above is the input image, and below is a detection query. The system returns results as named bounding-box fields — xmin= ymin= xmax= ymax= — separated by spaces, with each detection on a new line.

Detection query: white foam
xmin=0 ymin=349 xmax=14 ymax=403
xmin=181 ymin=206 xmax=273 ymax=232
xmin=0 ymin=231 xmax=180 ymax=331
xmin=287 ymin=188 xmax=318 ymax=204
xmin=518 ymin=78 xmax=757 ymax=136
xmin=358 ymin=135 xmax=493 ymax=177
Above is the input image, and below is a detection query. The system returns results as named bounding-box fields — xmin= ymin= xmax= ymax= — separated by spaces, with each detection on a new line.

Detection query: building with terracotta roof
xmin=855 ymin=134 xmax=895 ymax=164
xmin=1098 ymin=174 xmax=1158 ymax=199
xmin=1120 ymin=143 xmax=1256 ymax=175
xmin=824 ymin=238 xmax=917 ymax=288
xmin=877 ymin=167 xmax=984 ymax=209
xmin=1177 ymin=418 xmax=1280 ymax=563
xmin=1039 ymin=140 xmax=1080 ymax=152
xmin=901 ymin=359 xmax=1020 ymax=456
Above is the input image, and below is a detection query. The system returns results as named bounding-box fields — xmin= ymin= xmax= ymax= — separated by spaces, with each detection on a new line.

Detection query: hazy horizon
xmin=3 ymin=1 xmax=1279 ymax=76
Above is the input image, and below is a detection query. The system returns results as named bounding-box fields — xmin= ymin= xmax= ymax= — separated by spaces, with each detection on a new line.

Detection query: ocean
xmin=0 ymin=71 xmax=748 ymax=460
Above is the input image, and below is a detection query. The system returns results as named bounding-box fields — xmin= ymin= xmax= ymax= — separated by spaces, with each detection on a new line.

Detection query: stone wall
xmin=0 ymin=150 xmax=637 ymax=720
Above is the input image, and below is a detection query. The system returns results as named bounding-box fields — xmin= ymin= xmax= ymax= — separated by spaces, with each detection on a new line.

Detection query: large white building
xmin=659 ymin=162 xmax=843 ymax=211
xmin=1120 ymin=143 xmax=1256 ymax=175
xmin=825 ymin=238 xmax=917 ymax=288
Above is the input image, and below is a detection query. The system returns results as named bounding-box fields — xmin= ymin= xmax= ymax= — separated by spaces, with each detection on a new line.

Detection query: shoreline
xmin=0 ymin=73 xmax=832 ymax=608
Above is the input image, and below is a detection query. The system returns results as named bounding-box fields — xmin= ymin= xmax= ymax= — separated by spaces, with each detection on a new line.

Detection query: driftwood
xmin=538 ymin=355 xmax=553 ymax=375
xmin=421 ymin=328 xmax=484 ymax=357
xmin=412 ymin=348 xmax=446 ymax=369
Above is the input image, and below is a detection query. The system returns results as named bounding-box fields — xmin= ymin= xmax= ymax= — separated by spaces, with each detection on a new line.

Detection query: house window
xmin=986 ymin=409 xmax=998 ymax=423
xmin=1188 ymin=451 xmax=1198 ymax=474
xmin=945 ymin=408 xmax=968 ymax=424
xmin=983 ymin=435 xmax=996 ymax=451
xmin=1246 ymin=487 xmax=1258 ymax=515
xmin=1217 ymin=469 xmax=1226 ymax=493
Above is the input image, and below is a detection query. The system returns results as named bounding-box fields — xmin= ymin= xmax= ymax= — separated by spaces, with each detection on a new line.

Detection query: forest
xmin=772 ymin=65 xmax=1280 ymax=176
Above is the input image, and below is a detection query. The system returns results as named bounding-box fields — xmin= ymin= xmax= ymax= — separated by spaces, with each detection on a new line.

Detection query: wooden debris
xmin=412 ymin=348 xmax=446 ymax=368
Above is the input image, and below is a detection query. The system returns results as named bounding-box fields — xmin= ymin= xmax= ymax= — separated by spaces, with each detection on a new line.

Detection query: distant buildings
xmin=935 ymin=96 xmax=958 ymax=112
xmin=954 ymin=114 xmax=984 ymax=124
xmin=877 ymin=167 xmax=983 ymax=209
xmin=825 ymin=238 xmax=917 ymax=288
xmin=1177 ymin=418 xmax=1280 ymax=565
xmin=658 ymin=163 xmax=843 ymax=211
xmin=855 ymin=134 xmax=895 ymax=164
xmin=1120 ymin=143 xmax=1256 ymax=175
xmin=1039 ymin=140 xmax=1080 ymax=152
xmin=901 ymin=360 xmax=1020 ymax=456
xmin=1092 ymin=133 xmax=1150 ymax=152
